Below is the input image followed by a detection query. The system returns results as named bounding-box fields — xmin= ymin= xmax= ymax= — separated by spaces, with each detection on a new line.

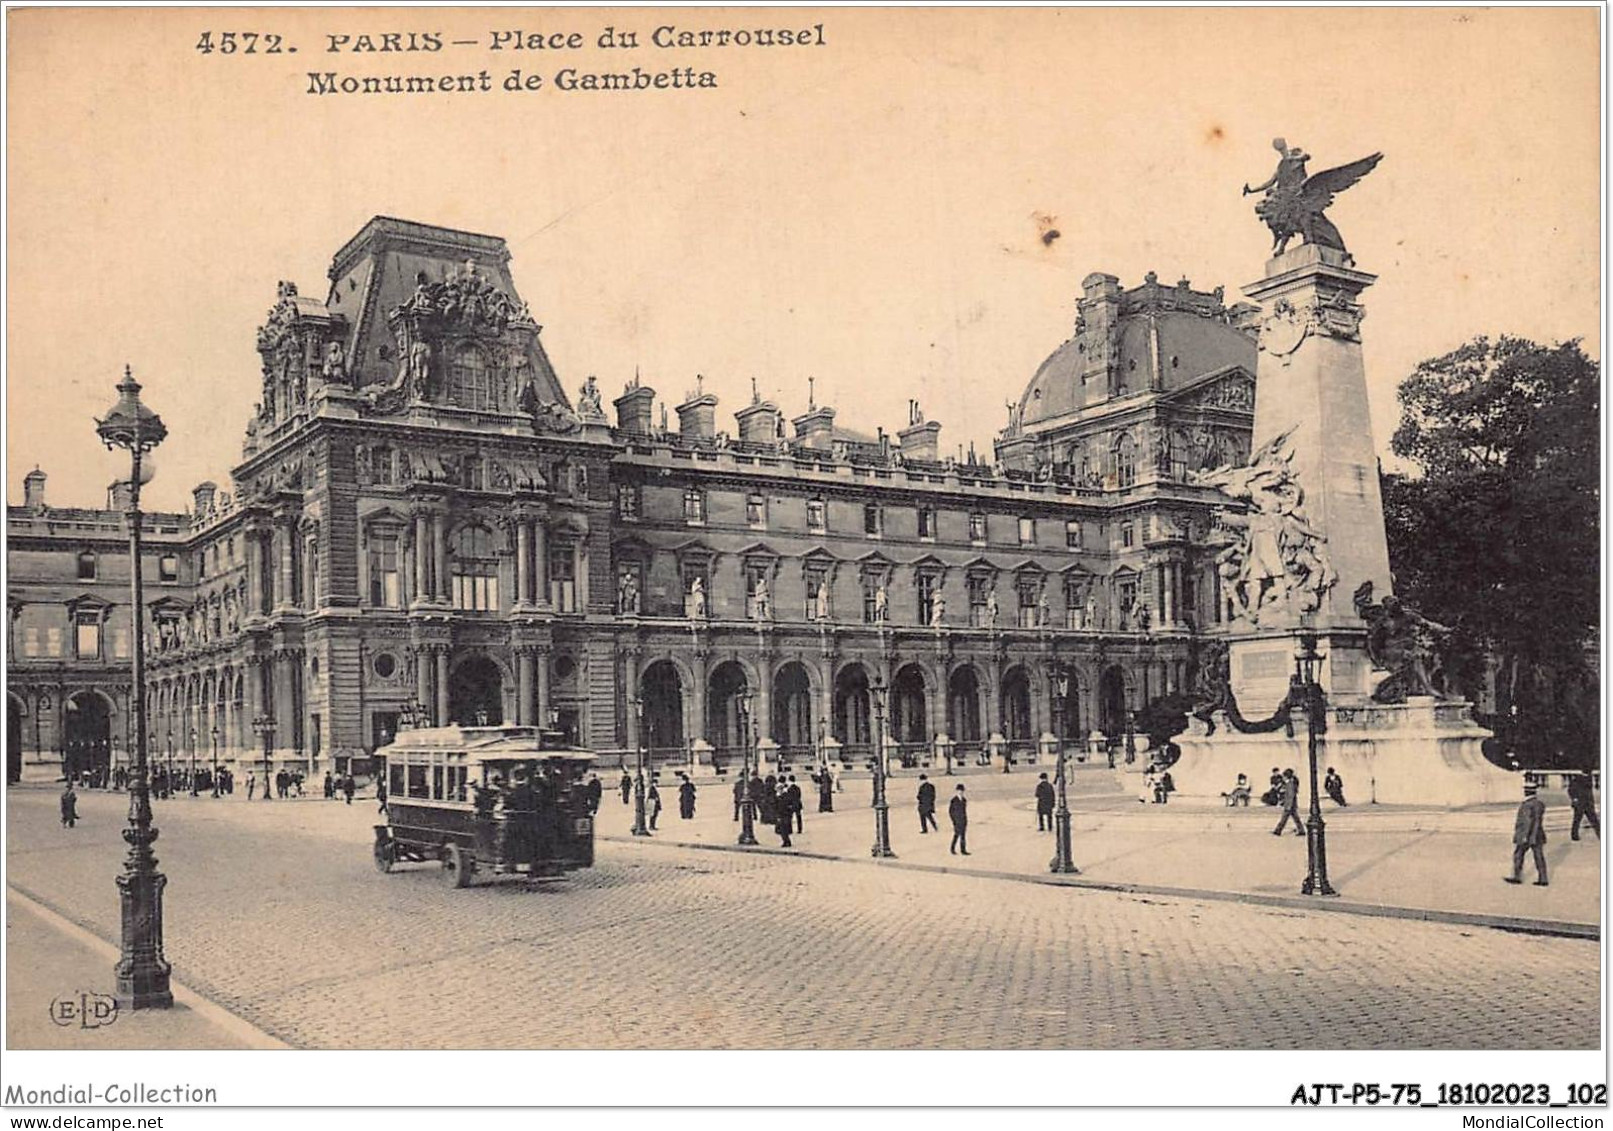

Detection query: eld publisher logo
xmin=49 ymin=991 xmax=119 ymax=1030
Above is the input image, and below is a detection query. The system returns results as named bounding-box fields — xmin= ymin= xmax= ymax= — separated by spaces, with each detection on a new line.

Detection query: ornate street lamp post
xmin=1049 ymin=662 xmax=1079 ymax=874
xmin=1296 ymin=632 xmax=1337 ymax=897
xmin=188 ymin=726 xmax=198 ymax=796
xmin=631 ymin=695 xmax=650 ymax=837
xmin=210 ymin=724 xmax=220 ymax=797
xmin=252 ymin=713 xmax=275 ymax=800
xmin=736 ymin=692 xmax=758 ymax=846
xmin=870 ymin=675 xmax=895 ymax=858
xmin=96 ymin=366 xmax=172 ymax=1010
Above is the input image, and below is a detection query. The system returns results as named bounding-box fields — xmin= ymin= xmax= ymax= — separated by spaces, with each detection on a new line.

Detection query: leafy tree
xmin=1382 ymin=336 xmax=1599 ymax=769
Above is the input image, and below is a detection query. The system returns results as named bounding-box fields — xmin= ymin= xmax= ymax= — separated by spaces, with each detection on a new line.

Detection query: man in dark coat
xmin=948 ymin=784 xmax=969 ymax=855
xmin=342 ymin=775 xmax=356 ymax=805
xmin=786 ymin=775 xmax=804 ymax=833
xmin=814 ymin=769 xmax=834 ymax=813
xmin=760 ymin=774 xmax=778 ymax=825
xmin=1324 ymin=767 xmax=1347 ymax=806
xmin=647 ymin=780 xmax=662 ymax=831
xmin=584 ymin=773 xmax=603 ymax=816
xmin=916 ymin=775 xmax=938 ymax=833
xmin=620 ymin=771 xmax=632 ymax=805
xmin=1567 ymin=772 xmax=1600 ymax=841
xmin=60 ymin=783 xmax=78 ymax=828
xmin=1272 ymin=769 xmax=1304 ymax=836
xmin=678 ymin=773 xmax=697 ymax=820
xmin=747 ymin=772 xmax=766 ymax=822
xmin=1261 ymin=767 xmax=1283 ymax=806
xmin=1034 ymin=773 xmax=1056 ymax=831
xmin=775 ymin=786 xmax=794 ymax=847
xmin=733 ymin=773 xmax=747 ymax=821
xmin=1506 ymin=781 xmax=1549 ymax=885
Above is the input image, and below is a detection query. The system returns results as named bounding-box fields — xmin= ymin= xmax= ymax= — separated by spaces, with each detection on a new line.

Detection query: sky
xmin=6 ymin=6 xmax=1601 ymax=513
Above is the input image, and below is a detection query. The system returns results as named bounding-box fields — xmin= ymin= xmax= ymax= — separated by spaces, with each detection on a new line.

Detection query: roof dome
xmin=1015 ymin=274 xmax=1257 ymax=430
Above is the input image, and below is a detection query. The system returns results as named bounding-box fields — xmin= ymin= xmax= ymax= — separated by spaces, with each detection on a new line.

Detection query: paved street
xmin=6 ymin=785 xmax=1599 ymax=1050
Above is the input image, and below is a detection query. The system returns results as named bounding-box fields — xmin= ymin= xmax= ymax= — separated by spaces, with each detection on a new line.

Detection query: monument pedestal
xmin=1172 ymin=696 xmax=1510 ymax=806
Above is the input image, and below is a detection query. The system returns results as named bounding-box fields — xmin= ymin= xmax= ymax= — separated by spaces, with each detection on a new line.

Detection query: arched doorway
xmin=948 ymin=665 xmax=983 ymax=743
xmin=7 ymin=694 xmax=24 ymax=784
xmin=64 ymin=692 xmax=111 ymax=784
xmin=448 ymin=655 xmax=504 ymax=725
xmin=833 ymin=663 xmax=871 ymax=755
xmin=891 ymin=664 xmax=928 ymax=766
xmin=706 ymin=661 xmax=751 ymax=765
xmin=1001 ymin=666 xmax=1033 ymax=749
xmin=771 ymin=662 xmax=814 ymax=758
xmin=1099 ymin=664 xmax=1129 ymax=737
xmin=641 ymin=660 xmax=685 ymax=757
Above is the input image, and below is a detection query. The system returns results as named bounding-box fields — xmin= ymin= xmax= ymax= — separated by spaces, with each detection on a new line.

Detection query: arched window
xmin=449 ymin=344 xmax=491 ymax=411
xmin=1114 ymin=433 xmax=1137 ymax=489
xmin=451 ymin=525 xmax=499 ymax=611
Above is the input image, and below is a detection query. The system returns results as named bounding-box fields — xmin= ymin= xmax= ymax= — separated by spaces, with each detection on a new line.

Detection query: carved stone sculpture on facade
xmin=931 ymin=593 xmax=946 ymax=628
xmin=577 ymin=375 xmax=606 ymax=421
xmin=1193 ymin=429 xmax=1336 ymax=626
xmin=754 ymin=575 xmax=772 ymax=620
xmin=617 ymin=568 xmax=640 ymax=615
xmin=688 ymin=576 xmax=707 ymax=620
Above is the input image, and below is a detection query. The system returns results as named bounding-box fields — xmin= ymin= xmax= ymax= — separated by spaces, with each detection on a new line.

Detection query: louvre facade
xmin=6 ymin=217 xmax=1263 ymax=783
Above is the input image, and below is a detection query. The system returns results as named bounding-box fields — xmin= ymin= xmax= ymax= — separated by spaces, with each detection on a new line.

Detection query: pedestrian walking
xmin=1567 ymin=772 xmax=1600 ymax=840
xmin=1505 ymin=780 xmax=1549 ymax=886
xmin=585 ymin=773 xmax=603 ymax=816
xmin=747 ymin=772 xmax=766 ymax=823
xmin=247 ymin=773 xmax=257 ymax=801
xmin=647 ymin=781 xmax=662 ymax=830
xmin=916 ymin=774 xmax=938 ymax=833
xmin=620 ymin=771 xmax=632 ymax=806
xmin=60 ymin=783 xmax=78 ymax=828
xmin=342 ymin=774 xmax=356 ymax=805
xmin=733 ymin=773 xmax=747 ymax=821
xmin=1324 ymin=767 xmax=1347 ymax=807
xmin=679 ymin=773 xmax=697 ymax=820
xmin=1153 ymin=770 xmax=1175 ymax=804
xmin=323 ymin=772 xmax=335 ymax=800
xmin=787 ymin=775 xmax=804 ymax=833
xmin=1034 ymin=773 xmax=1055 ymax=831
xmin=775 ymin=792 xmax=793 ymax=847
xmin=376 ymin=777 xmax=388 ymax=814
xmin=948 ymin=784 xmax=970 ymax=855
xmin=814 ymin=767 xmax=834 ymax=813
xmin=1272 ymin=768 xmax=1304 ymax=836
xmin=760 ymin=774 xmax=778 ymax=825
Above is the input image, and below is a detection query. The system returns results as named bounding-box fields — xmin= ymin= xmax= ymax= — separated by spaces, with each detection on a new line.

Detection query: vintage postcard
xmin=2 ymin=3 xmax=1603 ymax=1120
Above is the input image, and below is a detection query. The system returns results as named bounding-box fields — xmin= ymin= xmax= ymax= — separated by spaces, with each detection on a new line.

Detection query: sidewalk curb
xmin=7 ymin=884 xmax=292 ymax=1050
xmin=599 ymin=834 xmax=1600 ymax=942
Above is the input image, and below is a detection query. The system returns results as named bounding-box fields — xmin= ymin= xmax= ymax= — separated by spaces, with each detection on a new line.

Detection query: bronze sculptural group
xmin=1244 ymin=138 xmax=1383 ymax=257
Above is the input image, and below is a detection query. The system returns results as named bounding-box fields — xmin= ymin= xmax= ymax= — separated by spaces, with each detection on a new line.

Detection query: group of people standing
xmin=915 ymin=775 xmax=970 ymax=854
xmin=321 ymin=771 xmax=360 ymax=804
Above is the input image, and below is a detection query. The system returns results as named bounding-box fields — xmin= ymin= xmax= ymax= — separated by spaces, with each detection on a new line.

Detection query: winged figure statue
xmin=1243 ymin=139 xmax=1382 ymax=256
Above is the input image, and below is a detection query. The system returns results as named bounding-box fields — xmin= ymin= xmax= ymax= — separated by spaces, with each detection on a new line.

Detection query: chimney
xmin=898 ymin=400 xmax=941 ymax=462
xmin=614 ymin=381 xmax=656 ymax=435
xmin=735 ymin=396 xmax=783 ymax=445
xmin=192 ymin=480 xmax=218 ymax=515
xmin=23 ymin=466 xmax=46 ymax=510
xmin=107 ymin=479 xmax=133 ymax=512
xmin=675 ymin=377 xmax=719 ymax=440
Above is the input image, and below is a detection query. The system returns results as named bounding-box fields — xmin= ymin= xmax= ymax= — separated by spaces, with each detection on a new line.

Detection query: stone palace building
xmin=7 ymin=216 xmax=1263 ymax=783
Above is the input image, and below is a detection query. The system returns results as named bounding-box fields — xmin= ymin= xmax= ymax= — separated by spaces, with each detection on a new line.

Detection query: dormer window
xmin=917 ymin=507 xmax=936 ymax=540
xmin=76 ymin=552 xmax=96 ymax=580
xmin=863 ymin=504 xmax=882 ymax=538
xmin=968 ymin=512 xmax=987 ymax=545
xmin=806 ymin=498 xmax=827 ymax=534
xmin=683 ymin=488 xmax=706 ymax=525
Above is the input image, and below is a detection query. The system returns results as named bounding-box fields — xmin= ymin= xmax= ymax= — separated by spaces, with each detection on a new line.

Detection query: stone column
xmin=516 ymin=649 xmax=535 ymax=726
xmin=434 ymin=647 xmax=450 ymax=726
xmin=413 ymin=511 xmax=429 ymax=601
xmin=515 ymin=522 xmax=531 ymax=608
xmin=533 ymin=521 xmax=549 ymax=607
xmin=433 ymin=513 xmax=449 ymax=606
xmin=274 ymin=651 xmax=295 ymax=753
xmin=623 ymin=649 xmax=642 ymax=751
xmin=246 ymin=528 xmax=264 ymax=615
xmin=535 ymin=646 xmax=551 ymax=728
xmin=415 ymin=646 xmax=431 ymax=719
xmin=755 ymin=658 xmax=772 ymax=751
xmin=279 ymin=518 xmax=296 ymax=609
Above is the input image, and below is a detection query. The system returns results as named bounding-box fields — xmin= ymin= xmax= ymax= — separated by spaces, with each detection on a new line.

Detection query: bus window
xmin=432 ymin=764 xmax=444 ymax=800
xmin=450 ymin=765 xmax=467 ymax=802
xmin=389 ymin=763 xmax=405 ymax=797
xmin=407 ymin=764 xmax=429 ymax=798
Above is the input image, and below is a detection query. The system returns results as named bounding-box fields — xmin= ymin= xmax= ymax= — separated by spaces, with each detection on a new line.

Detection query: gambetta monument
xmin=1171 ymin=140 xmax=1512 ymax=806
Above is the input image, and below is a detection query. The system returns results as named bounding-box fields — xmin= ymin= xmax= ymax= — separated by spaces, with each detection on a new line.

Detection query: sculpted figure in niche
xmin=688 ymin=575 xmax=708 ymax=619
xmin=754 ymin=575 xmax=772 ymax=620
xmin=931 ymin=593 xmax=946 ymax=628
xmin=323 ymin=341 xmax=348 ymax=386
xmin=618 ymin=568 xmax=640 ymax=615
xmin=873 ymin=580 xmax=889 ymax=623
xmin=985 ymin=586 xmax=999 ymax=627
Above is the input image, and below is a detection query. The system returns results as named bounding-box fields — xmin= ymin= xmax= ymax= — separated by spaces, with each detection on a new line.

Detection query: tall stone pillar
xmin=433 ymin=514 xmax=449 ymax=606
xmin=412 ymin=511 xmax=430 ymax=602
xmin=515 ymin=522 xmax=532 ymax=608
xmin=278 ymin=519 xmax=296 ymax=610
xmin=434 ymin=648 xmax=450 ymax=726
xmin=245 ymin=528 xmax=264 ymax=615
xmin=415 ymin=646 xmax=432 ymax=720
xmin=516 ymin=649 xmax=535 ymax=726
xmin=535 ymin=646 xmax=551 ymax=729
xmin=623 ymin=649 xmax=642 ymax=751
xmin=533 ymin=521 xmax=549 ymax=607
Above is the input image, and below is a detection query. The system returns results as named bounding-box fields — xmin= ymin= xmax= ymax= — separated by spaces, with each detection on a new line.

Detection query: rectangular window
xmin=371 ymin=447 xmax=394 ymax=485
xmin=310 ymin=714 xmax=322 ymax=758
xmin=77 ymin=552 xmax=96 ymax=580
xmin=1066 ymin=520 xmax=1082 ymax=549
xmin=968 ymin=513 xmax=987 ymax=544
xmin=683 ymin=488 xmax=706 ymax=525
xmin=863 ymin=504 xmax=882 ymax=537
xmin=967 ymin=576 xmax=990 ymax=627
xmin=1121 ymin=523 xmax=1135 ymax=549
xmin=197 ymin=552 xmax=207 ymax=580
xmin=917 ymin=508 xmax=936 ymax=539
xmin=746 ymin=494 xmax=766 ymax=527
xmin=389 ymin=762 xmax=405 ymax=797
xmin=452 ymin=571 xmax=499 ymax=612
xmin=74 ymin=614 xmax=101 ymax=660
xmin=616 ymin=484 xmax=641 ymax=520
xmin=368 ymin=534 xmax=401 ymax=607
xmin=462 ymin=456 xmax=484 ymax=491
xmin=1017 ymin=580 xmax=1040 ymax=628
xmin=407 ymin=763 xmax=429 ymax=799
xmin=917 ymin=573 xmax=938 ymax=625
xmin=159 ymin=555 xmax=178 ymax=582
xmin=549 ymin=544 xmax=577 ymax=612
xmin=1018 ymin=516 xmax=1036 ymax=546
xmin=806 ymin=499 xmax=827 ymax=534
xmin=1117 ymin=577 xmax=1138 ymax=611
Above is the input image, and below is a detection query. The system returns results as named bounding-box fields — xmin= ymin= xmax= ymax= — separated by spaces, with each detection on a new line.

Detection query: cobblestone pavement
xmin=5 ymin=789 xmax=1599 ymax=1050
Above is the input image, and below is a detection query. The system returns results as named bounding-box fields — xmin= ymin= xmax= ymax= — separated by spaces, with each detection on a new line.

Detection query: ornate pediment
xmin=1166 ymin=367 xmax=1256 ymax=413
